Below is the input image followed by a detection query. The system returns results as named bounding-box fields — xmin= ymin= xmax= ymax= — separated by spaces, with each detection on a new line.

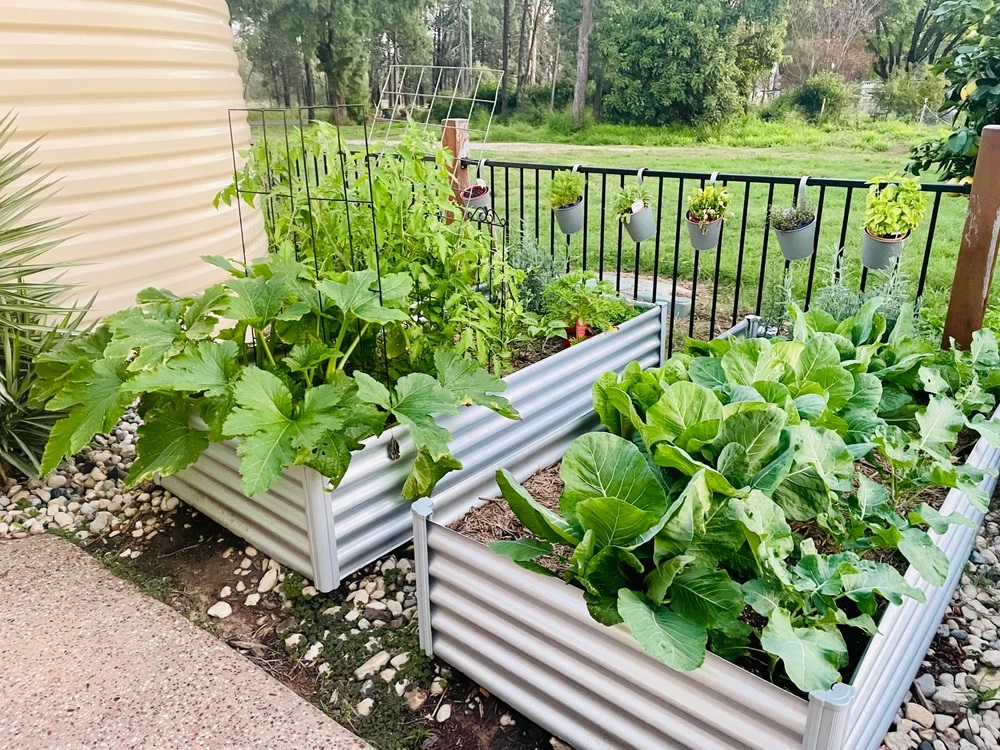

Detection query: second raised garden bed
xmin=161 ymin=303 xmax=670 ymax=591
xmin=410 ymin=408 xmax=1000 ymax=750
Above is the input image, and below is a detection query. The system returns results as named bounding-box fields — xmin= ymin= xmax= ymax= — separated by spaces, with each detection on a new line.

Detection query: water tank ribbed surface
xmin=0 ymin=0 xmax=264 ymax=317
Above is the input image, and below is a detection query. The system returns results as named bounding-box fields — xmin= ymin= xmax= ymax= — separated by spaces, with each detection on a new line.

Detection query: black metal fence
xmin=459 ymin=157 xmax=971 ymax=353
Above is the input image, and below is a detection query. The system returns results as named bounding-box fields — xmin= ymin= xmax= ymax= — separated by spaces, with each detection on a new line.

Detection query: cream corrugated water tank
xmin=0 ymin=0 xmax=265 ymax=317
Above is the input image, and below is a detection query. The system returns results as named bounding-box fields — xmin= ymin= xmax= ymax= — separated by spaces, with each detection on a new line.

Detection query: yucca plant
xmin=0 ymin=112 xmax=89 ymax=480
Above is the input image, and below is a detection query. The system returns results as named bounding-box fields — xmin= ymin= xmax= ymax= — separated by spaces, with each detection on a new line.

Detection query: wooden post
xmin=441 ymin=118 xmax=470 ymax=204
xmin=943 ymin=125 xmax=1000 ymax=348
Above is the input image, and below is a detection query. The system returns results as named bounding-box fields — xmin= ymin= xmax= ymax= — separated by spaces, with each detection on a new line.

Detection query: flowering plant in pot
xmin=611 ymin=183 xmax=656 ymax=243
xmin=687 ymin=184 xmax=729 ymax=251
xmin=769 ymin=203 xmax=817 ymax=261
xmin=459 ymin=181 xmax=491 ymax=211
xmin=542 ymin=271 xmax=640 ymax=344
xmin=549 ymin=171 xmax=586 ymax=235
xmin=862 ymin=173 xmax=928 ymax=270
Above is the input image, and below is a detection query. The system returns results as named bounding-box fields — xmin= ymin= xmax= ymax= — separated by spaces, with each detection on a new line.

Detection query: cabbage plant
xmin=493 ymin=298 xmax=998 ymax=692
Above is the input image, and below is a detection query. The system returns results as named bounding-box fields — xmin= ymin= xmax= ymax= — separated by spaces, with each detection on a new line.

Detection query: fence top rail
xmin=453 ymin=156 xmax=971 ymax=195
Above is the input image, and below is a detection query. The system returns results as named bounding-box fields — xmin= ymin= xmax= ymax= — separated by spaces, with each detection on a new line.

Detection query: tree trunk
xmin=572 ymin=0 xmax=593 ymax=124
xmin=501 ymin=0 xmax=511 ymax=114
xmin=516 ymin=0 xmax=530 ymax=88
xmin=592 ymin=62 xmax=603 ymax=120
xmin=303 ymin=53 xmax=316 ymax=121
xmin=550 ymin=38 xmax=560 ymax=110
xmin=526 ymin=0 xmax=543 ymax=85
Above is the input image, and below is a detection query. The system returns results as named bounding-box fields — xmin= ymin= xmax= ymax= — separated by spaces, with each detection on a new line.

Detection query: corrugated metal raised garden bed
xmin=410 ymin=310 xmax=1000 ymax=750
xmin=162 ymin=303 xmax=669 ymax=591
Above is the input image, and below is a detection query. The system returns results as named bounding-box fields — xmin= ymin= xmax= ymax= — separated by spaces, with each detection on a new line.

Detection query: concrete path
xmin=0 ymin=536 xmax=370 ymax=750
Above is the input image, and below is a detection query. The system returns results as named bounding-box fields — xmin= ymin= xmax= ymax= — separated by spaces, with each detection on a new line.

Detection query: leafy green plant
xmin=0 ymin=113 xmax=89 ymax=480
xmin=611 ymin=184 xmax=655 ymax=224
xmin=492 ymin=295 xmax=998 ymax=693
xmin=769 ymin=205 xmax=815 ymax=232
xmin=548 ymin=171 xmax=585 ymax=211
xmin=542 ymin=272 xmax=640 ymax=334
xmin=34 ymin=250 xmax=519 ymax=501
xmin=687 ymin=184 xmax=731 ymax=228
xmin=218 ymin=126 xmax=535 ymax=374
xmin=863 ymin=174 xmax=929 ymax=239
xmin=907 ymin=0 xmax=999 ymax=180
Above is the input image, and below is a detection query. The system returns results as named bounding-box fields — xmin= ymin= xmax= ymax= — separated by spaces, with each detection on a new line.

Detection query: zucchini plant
xmin=492 ymin=298 xmax=998 ymax=693
xmin=33 ymin=250 xmax=517 ymax=500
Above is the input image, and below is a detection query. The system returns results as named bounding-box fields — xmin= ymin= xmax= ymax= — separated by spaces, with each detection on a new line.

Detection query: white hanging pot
xmin=687 ymin=215 xmax=723 ymax=251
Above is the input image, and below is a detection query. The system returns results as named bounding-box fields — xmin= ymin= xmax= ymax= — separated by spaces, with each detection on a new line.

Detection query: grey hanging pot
xmin=555 ymin=198 xmax=585 ymax=235
xmin=622 ymin=167 xmax=656 ymax=243
xmin=861 ymin=229 xmax=907 ymax=270
xmin=774 ymin=176 xmax=817 ymax=262
xmin=625 ymin=204 xmax=656 ymax=242
xmin=687 ymin=216 xmax=723 ymax=251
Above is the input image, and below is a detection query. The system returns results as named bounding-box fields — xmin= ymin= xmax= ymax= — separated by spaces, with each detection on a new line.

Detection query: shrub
xmin=0 ymin=114 xmax=89 ymax=480
xmin=864 ymin=173 xmax=929 ymax=238
xmin=876 ymin=66 xmax=946 ymax=120
xmin=548 ymin=171 xmax=585 ymax=211
xmin=788 ymin=72 xmax=854 ymax=123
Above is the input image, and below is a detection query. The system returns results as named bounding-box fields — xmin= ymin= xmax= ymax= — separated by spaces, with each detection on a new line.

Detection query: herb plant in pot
xmin=459 ymin=180 xmax=491 ymax=211
xmin=612 ymin=183 xmax=656 ymax=243
xmin=542 ymin=271 xmax=639 ymax=345
xmin=549 ymin=170 xmax=586 ymax=235
xmin=862 ymin=173 xmax=929 ymax=270
xmin=687 ymin=183 xmax=729 ymax=251
xmin=770 ymin=204 xmax=817 ymax=261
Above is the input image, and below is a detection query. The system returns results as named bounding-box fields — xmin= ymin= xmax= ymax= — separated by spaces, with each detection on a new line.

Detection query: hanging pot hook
xmin=637 ymin=167 xmax=646 ymax=185
xmin=571 ymin=163 xmax=582 ymax=173
xmin=476 ymin=157 xmax=488 ymax=186
xmin=708 ymin=171 xmax=719 ymax=186
xmin=797 ymin=176 xmax=810 ymax=209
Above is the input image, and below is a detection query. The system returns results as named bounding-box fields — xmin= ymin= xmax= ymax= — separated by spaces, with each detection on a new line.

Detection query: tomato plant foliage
xmin=494 ymin=298 xmax=1000 ymax=692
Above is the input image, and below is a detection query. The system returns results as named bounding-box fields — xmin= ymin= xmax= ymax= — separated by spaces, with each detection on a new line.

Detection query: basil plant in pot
xmin=542 ymin=271 xmax=641 ymax=343
xmin=769 ymin=204 xmax=817 ymax=261
xmin=549 ymin=171 xmax=586 ymax=235
xmin=612 ymin=183 xmax=656 ymax=243
xmin=687 ymin=183 xmax=730 ymax=251
xmin=862 ymin=173 xmax=929 ymax=270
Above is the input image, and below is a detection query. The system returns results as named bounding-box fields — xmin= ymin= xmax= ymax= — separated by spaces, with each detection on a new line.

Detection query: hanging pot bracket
xmin=797 ymin=175 xmax=810 ymax=210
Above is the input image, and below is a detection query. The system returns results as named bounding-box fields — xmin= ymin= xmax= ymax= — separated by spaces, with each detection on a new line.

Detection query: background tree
xmin=572 ymin=0 xmax=593 ymax=124
xmin=869 ymin=0 xmax=970 ymax=79
xmin=908 ymin=0 xmax=1000 ymax=179
xmin=782 ymin=0 xmax=880 ymax=86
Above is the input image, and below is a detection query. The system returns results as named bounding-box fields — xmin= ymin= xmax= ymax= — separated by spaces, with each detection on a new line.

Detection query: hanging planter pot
xmin=772 ymin=175 xmax=817 ymax=262
xmin=612 ymin=168 xmax=656 ymax=244
xmin=624 ymin=204 xmax=656 ymax=242
xmin=554 ymin=198 xmax=585 ymax=234
xmin=459 ymin=183 xmax=491 ymax=211
xmin=685 ymin=174 xmax=729 ymax=252
xmin=551 ymin=165 xmax=586 ymax=235
xmin=686 ymin=215 xmax=723 ymax=251
xmin=861 ymin=228 xmax=907 ymax=270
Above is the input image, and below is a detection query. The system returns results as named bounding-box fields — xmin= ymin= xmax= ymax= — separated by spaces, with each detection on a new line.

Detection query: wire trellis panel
xmin=369 ymin=64 xmax=503 ymax=156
